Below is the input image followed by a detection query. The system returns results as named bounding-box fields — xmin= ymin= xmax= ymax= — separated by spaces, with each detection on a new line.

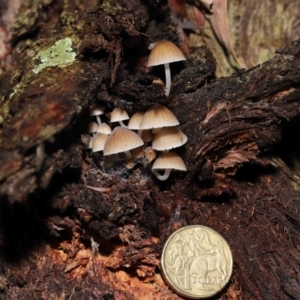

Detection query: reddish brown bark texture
xmin=0 ymin=0 xmax=300 ymax=299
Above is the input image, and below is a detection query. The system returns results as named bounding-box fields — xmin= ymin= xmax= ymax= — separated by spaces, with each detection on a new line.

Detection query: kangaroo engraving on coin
xmin=161 ymin=225 xmax=233 ymax=299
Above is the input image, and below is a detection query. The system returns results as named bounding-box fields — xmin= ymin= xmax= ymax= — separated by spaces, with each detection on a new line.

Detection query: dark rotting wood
xmin=0 ymin=0 xmax=300 ymax=299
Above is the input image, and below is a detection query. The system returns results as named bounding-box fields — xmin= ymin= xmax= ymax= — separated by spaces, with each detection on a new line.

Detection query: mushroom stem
xmin=152 ymin=128 xmax=161 ymax=134
xmin=164 ymin=62 xmax=171 ymax=96
xmin=125 ymin=159 xmax=135 ymax=169
xmin=124 ymin=150 xmax=132 ymax=159
xmin=137 ymin=129 xmax=143 ymax=137
xmin=151 ymin=168 xmax=171 ymax=181
xmin=119 ymin=120 xmax=128 ymax=127
xmin=96 ymin=116 xmax=102 ymax=125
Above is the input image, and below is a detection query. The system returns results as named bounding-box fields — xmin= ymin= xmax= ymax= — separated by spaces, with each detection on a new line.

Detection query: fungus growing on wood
xmin=88 ymin=122 xmax=99 ymax=136
xmin=152 ymin=127 xmax=188 ymax=151
xmin=139 ymin=104 xmax=179 ymax=134
xmin=151 ymin=151 xmax=187 ymax=181
xmin=132 ymin=146 xmax=144 ymax=158
xmin=90 ymin=106 xmax=105 ymax=125
xmin=110 ymin=108 xmax=129 ymax=127
xmin=92 ymin=133 xmax=109 ymax=153
xmin=103 ymin=127 xmax=144 ymax=159
xmin=143 ymin=146 xmax=157 ymax=163
xmin=97 ymin=123 xmax=112 ymax=135
xmin=128 ymin=111 xmax=144 ymax=136
xmin=148 ymin=40 xmax=186 ymax=96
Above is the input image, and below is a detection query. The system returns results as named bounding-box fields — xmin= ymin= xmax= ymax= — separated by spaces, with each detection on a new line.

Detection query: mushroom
xmin=132 ymin=146 xmax=144 ymax=158
xmin=97 ymin=123 xmax=112 ymax=135
xmin=103 ymin=127 xmax=144 ymax=160
xmin=141 ymin=130 xmax=153 ymax=143
xmin=143 ymin=146 xmax=157 ymax=163
xmin=151 ymin=151 xmax=187 ymax=181
xmin=88 ymin=121 xmax=99 ymax=136
xmin=128 ymin=111 xmax=144 ymax=136
xmin=110 ymin=107 xmax=129 ymax=127
xmin=152 ymin=127 xmax=187 ymax=151
xmin=90 ymin=106 xmax=105 ymax=125
xmin=148 ymin=40 xmax=186 ymax=96
xmin=92 ymin=133 xmax=109 ymax=153
xmin=139 ymin=104 xmax=179 ymax=134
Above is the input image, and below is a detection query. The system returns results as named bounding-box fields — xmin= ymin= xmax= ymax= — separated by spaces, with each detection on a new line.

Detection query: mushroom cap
xmin=128 ymin=111 xmax=145 ymax=130
xmin=143 ymin=146 xmax=157 ymax=163
xmin=92 ymin=133 xmax=109 ymax=152
xmin=88 ymin=122 xmax=99 ymax=134
xmin=103 ymin=127 xmax=144 ymax=156
xmin=148 ymin=40 xmax=186 ymax=67
xmin=152 ymin=127 xmax=187 ymax=151
xmin=152 ymin=151 xmax=187 ymax=171
xmin=132 ymin=146 xmax=144 ymax=158
xmin=97 ymin=123 xmax=112 ymax=135
xmin=90 ymin=106 xmax=105 ymax=116
xmin=110 ymin=107 xmax=129 ymax=123
xmin=139 ymin=105 xmax=179 ymax=130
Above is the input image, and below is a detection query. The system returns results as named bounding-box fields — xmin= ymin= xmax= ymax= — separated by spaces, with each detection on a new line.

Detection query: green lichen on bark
xmin=32 ymin=38 xmax=76 ymax=74
xmin=11 ymin=0 xmax=54 ymax=37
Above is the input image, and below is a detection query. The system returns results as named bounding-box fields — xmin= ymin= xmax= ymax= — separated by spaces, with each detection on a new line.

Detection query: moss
xmin=11 ymin=0 xmax=54 ymax=37
xmin=100 ymin=0 xmax=121 ymax=15
xmin=32 ymin=38 xmax=76 ymax=74
xmin=60 ymin=11 xmax=76 ymax=26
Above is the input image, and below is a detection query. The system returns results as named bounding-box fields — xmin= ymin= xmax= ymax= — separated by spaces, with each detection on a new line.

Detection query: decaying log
xmin=1 ymin=0 xmax=300 ymax=299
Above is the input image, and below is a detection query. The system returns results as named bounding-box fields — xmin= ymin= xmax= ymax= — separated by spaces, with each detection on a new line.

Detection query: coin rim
xmin=160 ymin=225 xmax=233 ymax=299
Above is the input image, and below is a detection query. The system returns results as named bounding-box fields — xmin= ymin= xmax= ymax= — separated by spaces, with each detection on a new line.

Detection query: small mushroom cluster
xmin=86 ymin=104 xmax=187 ymax=181
xmin=85 ymin=39 xmax=187 ymax=179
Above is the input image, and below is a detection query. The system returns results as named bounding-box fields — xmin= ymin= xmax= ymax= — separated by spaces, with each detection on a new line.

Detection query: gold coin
xmin=161 ymin=225 xmax=233 ymax=299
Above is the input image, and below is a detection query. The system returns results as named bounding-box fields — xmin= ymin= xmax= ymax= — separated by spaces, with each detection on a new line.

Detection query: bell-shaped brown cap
xmin=152 ymin=151 xmax=187 ymax=171
xmin=88 ymin=122 xmax=99 ymax=134
xmin=110 ymin=108 xmax=129 ymax=123
xmin=139 ymin=105 xmax=179 ymax=130
xmin=90 ymin=106 xmax=104 ymax=116
xmin=128 ymin=112 xmax=144 ymax=130
xmin=92 ymin=133 xmax=109 ymax=152
xmin=152 ymin=127 xmax=187 ymax=151
xmin=148 ymin=40 xmax=186 ymax=67
xmin=103 ymin=127 xmax=144 ymax=156
xmin=97 ymin=123 xmax=112 ymax=135
xmin=132 ymin=146 xmax=144 ymax=158
xmin=144 ymin=146 xmax=157 ymax=163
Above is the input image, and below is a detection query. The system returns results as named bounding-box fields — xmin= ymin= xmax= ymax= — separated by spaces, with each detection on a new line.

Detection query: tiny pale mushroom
xmin=110 ymin=107 xmax=129 ymax=127
xmin=88 ymin=122 xmax=99 ymax=136
xmin=143 ymin=146 xmax=157 ymax=163
xmin=151 ymin=151 xmax=187 ymax=181
xmin=148 ymin=40 xmax=186 ymax=96
xmin=132 ymin=146 xmax=144 ymax=158
xmin=152 ymin=127 xmax=187 ymax=151
xmin=103 ymin=127 xmax=144 ymax=160
xmin=97 ymin=123 xmax=112 ymax=135
xmin=92 ymin=133 xmax=109 ymax=153
xmin=139 ymin=104 xmax=179 ymax=134
xmin=90 ymin=106 xmax=105 ymax=125
xmin=128 ymin=111 xmax=144 ymax=136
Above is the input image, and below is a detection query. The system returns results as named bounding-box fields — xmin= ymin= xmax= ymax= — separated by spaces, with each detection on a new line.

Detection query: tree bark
xmin=1 ymin=0 xmax=300 ymax=299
